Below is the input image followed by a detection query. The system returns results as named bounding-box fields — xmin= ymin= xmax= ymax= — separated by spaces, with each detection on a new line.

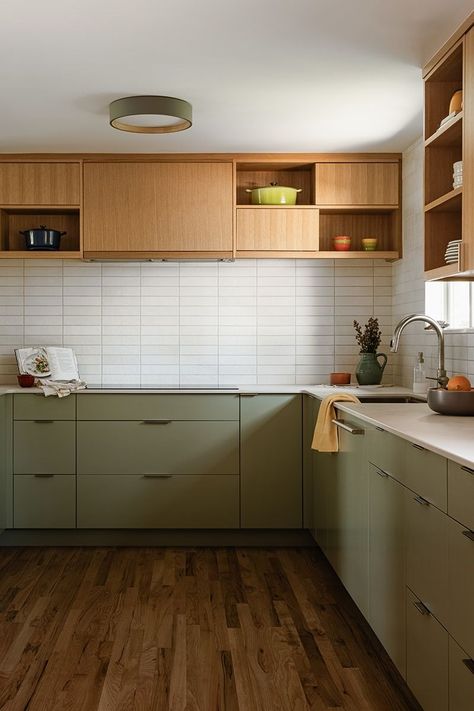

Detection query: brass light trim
xmin=109 ymin=95 xmax=192 ymax=134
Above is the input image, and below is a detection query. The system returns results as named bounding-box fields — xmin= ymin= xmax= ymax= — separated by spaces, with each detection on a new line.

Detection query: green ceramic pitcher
xmin=355 ymin=352 xmax=387 ymax=386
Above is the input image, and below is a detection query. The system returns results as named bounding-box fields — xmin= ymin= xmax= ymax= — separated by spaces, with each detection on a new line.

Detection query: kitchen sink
xmin=358 ymin=396 xmax=426 ymax=404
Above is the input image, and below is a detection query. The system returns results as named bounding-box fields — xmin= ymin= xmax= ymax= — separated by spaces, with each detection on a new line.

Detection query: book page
xmin=15 ymin=347 xmax=50 ymax=376
xmin=45 ymin=347 xmax=79 ymax=381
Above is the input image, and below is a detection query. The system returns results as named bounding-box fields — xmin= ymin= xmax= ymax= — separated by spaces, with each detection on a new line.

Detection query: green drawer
xmin=14 ymin=394 xmax=76 ymax=420
xmin=77 ymin=420 xmax=239 ymax=476
xmin=77 ymin=474 xmax=239 ymax=528
xmin=14 ymin=421 xmax=76 ymax=475
xmin=404 ymin=442 xmax=447 ymax=511
xmin=448 ymin=460 xmax=474 ymax=529
xmin=367 ymin=426 xmax=405 ymax=481
xmin=14 ymin=475 xmax=76 ymax=528
xmin=76 ymin=394 xmax=239 ymax=421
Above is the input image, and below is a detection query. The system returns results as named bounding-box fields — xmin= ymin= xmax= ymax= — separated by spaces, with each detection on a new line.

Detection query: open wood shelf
xmin=319 ymin=211 xmax=400 ymax=253
xmin=318 ymin=251 xmax=399 ymax=260
xmin=0 ymin=206 xmax=81 ymax=256
xmin=425 ymin=187 xmax=463 ymax=213
xmin=424 ymin=262 xmax=462 ymax=281
xmin=0 ymin=251 xmax=82 ymax=259
xmin=425 ymin=111 xmax=463 ymax=147
xmin=235 ymin=204 xmax=317 ymax=209
xmin=235 ymin=163 xmax=314 ymax=205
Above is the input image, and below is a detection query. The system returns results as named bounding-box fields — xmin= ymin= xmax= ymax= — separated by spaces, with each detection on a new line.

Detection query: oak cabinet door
xmin=83 ymin=162 xmax=233 ymax=253
xmin=0 ymin=162 xmax=80 ymax=205
xmin=315 ymin=163 xmax=399 ymax=206
xmin=368 ymin=464 xmax=406 ymax=676
xmin=240 ymin=394 xmax=302 ymax=528
xmin=406 ymin=588 xmax=448 ymax=711
xmin=236 ymin=208 xmax=319 ymax=252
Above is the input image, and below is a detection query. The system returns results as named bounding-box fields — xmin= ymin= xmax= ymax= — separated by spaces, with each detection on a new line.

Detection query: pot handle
xmin=376 ymin=353 xmax=388 ymax=373
xmin=59 ymin=232 xmax=67 ymax=237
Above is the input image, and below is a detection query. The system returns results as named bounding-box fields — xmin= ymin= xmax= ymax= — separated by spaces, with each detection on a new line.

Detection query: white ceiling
xmin=1 ymin=0 xmax=472 ymax=153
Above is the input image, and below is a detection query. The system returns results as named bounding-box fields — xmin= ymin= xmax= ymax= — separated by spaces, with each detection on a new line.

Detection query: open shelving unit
xmin=0 ymin=206 xmax=82 ymax=258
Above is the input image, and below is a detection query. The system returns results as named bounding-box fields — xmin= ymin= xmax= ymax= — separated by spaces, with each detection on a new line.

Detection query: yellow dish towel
xmin=311 ymin=393 xmax=360 ymax=453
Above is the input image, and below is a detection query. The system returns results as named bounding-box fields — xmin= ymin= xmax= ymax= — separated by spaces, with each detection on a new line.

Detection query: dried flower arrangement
xmin=353 ymin=317 xmax=382 ymax=353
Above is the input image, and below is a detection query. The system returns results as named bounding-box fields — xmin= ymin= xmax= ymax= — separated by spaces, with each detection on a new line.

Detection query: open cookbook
xmin=15 ymin=347 xmax=80 ymax=382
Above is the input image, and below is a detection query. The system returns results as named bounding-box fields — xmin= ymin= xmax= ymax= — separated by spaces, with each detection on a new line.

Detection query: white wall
xmin=0 ymin=258 xmax=392 ymax=387
xmin=394 ymin=138 xmax=474 ymax=386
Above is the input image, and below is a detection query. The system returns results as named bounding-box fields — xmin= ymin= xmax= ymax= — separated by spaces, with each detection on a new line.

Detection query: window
xmin=425 ymin=281 xmax=473 ymax=329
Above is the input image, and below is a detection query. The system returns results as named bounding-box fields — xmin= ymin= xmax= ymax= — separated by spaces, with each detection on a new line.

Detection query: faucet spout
xmin=391 ymin=314 xmax=448 ymax=388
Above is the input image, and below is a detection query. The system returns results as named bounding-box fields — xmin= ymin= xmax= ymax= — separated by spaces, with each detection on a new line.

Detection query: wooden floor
xmin=0 ymin=546 xmax=421 ymax=711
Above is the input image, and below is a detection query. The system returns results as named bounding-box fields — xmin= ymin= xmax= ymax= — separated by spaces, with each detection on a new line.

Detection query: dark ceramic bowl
xmin=427 ymin=387 xmax=474 ymax=416
xmin=17 ymin=374 xmax=35 ymax=388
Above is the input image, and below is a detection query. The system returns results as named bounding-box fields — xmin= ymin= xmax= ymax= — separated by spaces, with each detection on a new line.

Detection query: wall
xmin=0 ymin=258 xmax=392 ymax=388
xmin=393 ymin=138 xmax=474 ymax=386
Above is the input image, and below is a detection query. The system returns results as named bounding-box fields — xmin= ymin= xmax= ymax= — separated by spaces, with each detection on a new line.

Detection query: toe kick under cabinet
xmin=76 ymin=394 xmax=240 ymax=528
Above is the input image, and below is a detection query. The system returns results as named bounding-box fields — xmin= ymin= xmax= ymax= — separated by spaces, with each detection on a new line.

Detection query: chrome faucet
xmin=390 ymin=313 xmax=448 ymax=389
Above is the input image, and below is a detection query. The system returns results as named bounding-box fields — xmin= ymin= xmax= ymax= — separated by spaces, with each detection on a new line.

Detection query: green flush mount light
xmin=109 ymin=95 xmax=192 ymax=133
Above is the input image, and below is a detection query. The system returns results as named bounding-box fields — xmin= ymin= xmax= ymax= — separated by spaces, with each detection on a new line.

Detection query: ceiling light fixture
xmin=109 ymin=95 xmax=192 ymax=134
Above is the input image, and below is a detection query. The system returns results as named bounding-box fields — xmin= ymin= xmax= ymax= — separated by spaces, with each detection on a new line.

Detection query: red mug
xmin=17 ymin=374 xmax=35 ymax=388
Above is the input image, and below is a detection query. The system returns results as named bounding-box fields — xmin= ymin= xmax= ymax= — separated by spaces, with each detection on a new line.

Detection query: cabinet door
xmin=315 ymin=163 xmax=399 ymax=206
xmin=303 ymin=395 xmax=317 ymax=530
xmin=240 ymin=394 xmax=302 ymax=528
xmin=331 ymin=416 xmax=369 ymax=618
xmin=447 ymin=515 xmax=474 ymax=658
xmin=14 ymin=475 xmax=76 ymax=528
xmin=14 ymin=421 xmax=76 ymax=475
xmin=368 ymin=465 xmax=406 ymax=676
xmin=406 ymin=490 xmax=449 ymax=626
xmin=449 ymin=637 xmax=474 ymax=711
xmin=0 ymin=162 xmax=80 ymax=205
xmin=406 ymin=588 xmax=448 ymax=711
xmin=236 ymin=208 xmax=319 ymax=252
xmin=448 ymin=460 xmax=474 ymax=530
xmin=83 ymin=162 xmax=233 ymax=253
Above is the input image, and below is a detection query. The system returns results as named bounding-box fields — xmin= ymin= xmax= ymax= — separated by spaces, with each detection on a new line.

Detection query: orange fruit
xmin=447 ymin=375 xmax=471 ymax=391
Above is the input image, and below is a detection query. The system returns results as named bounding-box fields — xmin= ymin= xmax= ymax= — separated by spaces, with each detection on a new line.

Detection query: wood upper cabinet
xmin=315 ymin=162 xmax=399 ymax=206
xmin=236 ymin=207 xmax=319 ymax=253
xmin=83 ymin=162 xmax=233 ymax=254
xmin=0 ymin=162 xmax=80 ymax=205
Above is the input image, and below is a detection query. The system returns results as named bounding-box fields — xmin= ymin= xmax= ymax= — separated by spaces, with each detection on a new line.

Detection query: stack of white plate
xmin=445 ymin=239 xmax=462 ymax=264
xmin=453 ymin=160 xmax=463 ymax=189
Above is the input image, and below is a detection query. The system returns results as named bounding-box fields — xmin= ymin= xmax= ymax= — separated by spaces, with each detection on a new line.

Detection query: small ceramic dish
xmin=333 ymin=235 xmax=351 ymax=251
xmin=361 ymin=237 xmax=378 ymax=251
xmin=330 ymin=372 xmax=351 ymax=385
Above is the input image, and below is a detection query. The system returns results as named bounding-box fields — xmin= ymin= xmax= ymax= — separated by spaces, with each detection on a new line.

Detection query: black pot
xmin=20 ymin=226 xmax=66 ymax=251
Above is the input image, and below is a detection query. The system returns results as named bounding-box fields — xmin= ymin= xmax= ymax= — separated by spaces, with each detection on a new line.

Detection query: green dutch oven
xmin=246 ymin=182 xmax=302 ymax=205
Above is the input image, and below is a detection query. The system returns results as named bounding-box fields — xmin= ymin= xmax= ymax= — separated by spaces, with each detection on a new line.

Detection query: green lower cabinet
xmin=14 ymin=421 xmax=76 ymax=475
xmin=368 ymin=463 xmax=406 ymax=676
xmin=77 ymin=474 xmax=239 ymax=528
xmin=13 ymin=393 xmax=76 ymax=421
xmin=77 ymin=420 xmax=239 ymax=476
xmin=240 ymin=394 xmax=302 ymax=529
xmin=303 ymin=395 xmax=318 ymax=529
xmin=14 ymin=475 xmax=76 ymax=528
xmin=449 ymin=636 xmax=474 ymax=711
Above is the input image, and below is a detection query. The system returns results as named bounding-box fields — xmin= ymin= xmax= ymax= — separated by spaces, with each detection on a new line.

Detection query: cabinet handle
xmin=461 ymin=465 xmax=474 ymax=475
xmin=413 ymin=600 xmax=431 ymax=616
xmin=463 ymin=659 xmax=474 ymax=674
xmin=142 ymin=473 xmax=173 ymax=478
xmin=414 ymin=495 xmax=430 ymax=506
xmin=331 ymin=419 xmax=364 ymax=435
xmin=375 ymin=426 xmax=385 ymax=432
xmin=462 ymin=529 xmax=474 ymax=542
xmin=33 ymin=474 xmax=55 ymax=478
xmin=376 ymin=468 xmax=389 ymax=478
xmin=33 ymin=420 xmax=54 ymax=424
xmin=411 ymin=443 xmax=425 ymax=452
xmin=141 ymin=420 xmax=171 ymax=425
xmin=240 ymin=393 xmax=258 ymax=397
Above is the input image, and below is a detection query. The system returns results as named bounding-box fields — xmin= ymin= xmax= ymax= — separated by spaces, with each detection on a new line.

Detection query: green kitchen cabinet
xmin=310 ymin=399 xmax=337 ymax=551
xmin=0 ymin=395 xmax=11 ymax=532
xmin=447 ymin=514 xmax=474 ymax=659
xmin=449 ymin=636 xmax=474 ymax=711
xmin=14 ymin=421 xmax=76 ymax=475
xmin=77 ymin=474 xmax=239 ymax=528
xmin=368 ymin=463 xmax=406 ymax=676
xmin=240 ymin=394 xmax=302 ymax=529
xmin=14 ymin=393 xmax=76 ymax=420
xmin=77 ymin=420 xmax=239 ymax=476
xmin=14 ymin=475 xmax=76 ymax=528
xmin=76 ymin=393 xmax=239 ymax=421
xmin=303 ymin=395 xmax=317 ymax=529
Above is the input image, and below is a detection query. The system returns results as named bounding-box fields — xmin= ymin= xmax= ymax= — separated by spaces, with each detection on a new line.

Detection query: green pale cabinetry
xmin=240 ymin=394 xmax=302 ymax=528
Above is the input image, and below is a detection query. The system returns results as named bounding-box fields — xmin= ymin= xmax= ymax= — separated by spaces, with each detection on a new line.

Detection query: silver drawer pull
xmin=411 ymin=443 xmax=425 ymax=452
xmin=331 ymin=419 xmax=364 ymax=435
xmin=143 ymin=473 xmax=173 ymax=478
xmin=240 ymin=393 xmax=258 ymax=397
xmin=462 ymin=529 xmax=474 ymax=542
xmin=461 ymin=465 xmax=474 ymax=475
xmin=33 ymin=474 xmax=55 ymax=478
xmin=463 ymin=659 xmax=474 ymax=674
xmin=33 ymin=420 xmax=54 ymax=424
xmin=414 ymin=495 xmax=430 ymax=506
xmin=141 ymin=420 xmax=171 ymax=425
xmin=413 ymin=600 xmax=431 ymax=616
xmin=375 ymin=426 xmax=385 ymax=432
xmin=376 ymin=468 xmax=389 ymax=478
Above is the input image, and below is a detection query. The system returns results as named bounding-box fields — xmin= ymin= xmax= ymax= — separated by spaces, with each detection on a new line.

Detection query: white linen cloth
xmin=36 ymin=379 xmax=87 ymax=398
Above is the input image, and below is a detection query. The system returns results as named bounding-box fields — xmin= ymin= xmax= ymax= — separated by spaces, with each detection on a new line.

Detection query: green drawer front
xmin=14 ymin=421 xmax=76 ymax=475
xmin=14 ymin=475 xmax=76 ymax=528
xmin=405 ymin=442 xmax=447 ymax=511
xmin=77 ymin=474 xmax=239 ymax=528
xmin=367 ymin=427 xmax=405 ymax=481
xmin=77 ymin=420 xmax=239 ymax=476
xmin=76 ymin=394 xmax=239 ymax=421
xmin=448 ymin=460 xmax=474 ymax=530
xmin=14 ymin=394 xmax=76 ymax=420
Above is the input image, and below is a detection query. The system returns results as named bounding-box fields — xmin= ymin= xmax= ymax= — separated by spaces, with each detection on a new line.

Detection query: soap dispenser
xmin=413 ymin=352 xmax=427 ymax=394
